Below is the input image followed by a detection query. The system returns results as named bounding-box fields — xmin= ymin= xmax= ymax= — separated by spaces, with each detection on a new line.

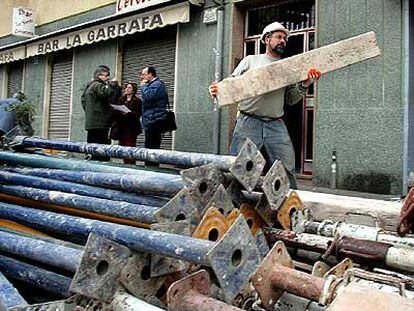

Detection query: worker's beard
xmin=273 ymin=44 xmax=285 ymax=55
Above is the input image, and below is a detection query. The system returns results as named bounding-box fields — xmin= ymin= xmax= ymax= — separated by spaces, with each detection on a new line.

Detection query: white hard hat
xmin=260 ymin=22 xmax=290 ymax=43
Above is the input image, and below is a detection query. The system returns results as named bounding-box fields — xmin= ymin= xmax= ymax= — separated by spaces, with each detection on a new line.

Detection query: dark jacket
xmin=140 ymin=77 xmax=168 ymax=131
xmin=82 ymin=78 xmax=116 ymax=130
xmin=115 ymin=95 xmax=142 ymax=137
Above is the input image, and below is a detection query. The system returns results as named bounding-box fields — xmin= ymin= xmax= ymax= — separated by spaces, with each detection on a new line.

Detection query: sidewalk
xmin=297 ymin=177 xmax=403 ymax=202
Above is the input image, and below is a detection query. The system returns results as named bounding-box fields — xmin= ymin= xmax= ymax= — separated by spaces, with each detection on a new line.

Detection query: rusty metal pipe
xmin=268 ymin=263 xmax=325 ymax=301
xmin=177 ymin=290 xmax=242 ymax=311
xmin=252 ymin=242 xmax=338 ymax=309
xmin=264 ymin=228 xmax=331 ymax=253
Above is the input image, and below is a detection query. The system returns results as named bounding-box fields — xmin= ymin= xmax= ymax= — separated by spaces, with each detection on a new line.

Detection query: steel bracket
xmin=261 ymin=160 xmax=290 ymax=210
xmin=150 ymin=221 xmax=193 ymax=278
xmin=207 ymin=215 xmax=261 ymax=303
xmin=251 ymin=241 xmax=294 ymax=310
xmin=229 ymin=138 xmax=266 ymax=193
xmin=154 ymin=188 xmax=201 ymax=225
xmin=69 ymin=234 xmax=132 ymax=302
xmin=167 ymin=270 xmax=211 ymax=311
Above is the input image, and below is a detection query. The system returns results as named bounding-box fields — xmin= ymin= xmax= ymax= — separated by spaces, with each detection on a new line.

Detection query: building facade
xmin=0 ymin=0 xmax=412 ymax=195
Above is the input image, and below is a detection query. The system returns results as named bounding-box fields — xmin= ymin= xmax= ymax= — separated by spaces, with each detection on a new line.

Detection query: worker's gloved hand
xmin=209 ymin=81 xmax=218 ymax=99
xmin=302 ymin=68 xmax=322 ymax=87
xmin=397 ymin=188 xmax=414 ymax=237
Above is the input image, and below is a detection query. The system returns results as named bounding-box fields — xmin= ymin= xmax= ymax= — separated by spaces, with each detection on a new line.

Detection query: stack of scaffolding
xmin=0 ymin=136 xmax=413 ymax=311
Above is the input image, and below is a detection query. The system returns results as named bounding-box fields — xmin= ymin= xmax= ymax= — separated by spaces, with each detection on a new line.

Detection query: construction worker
xmin=209 ymin=22 xmax=321 ymax=189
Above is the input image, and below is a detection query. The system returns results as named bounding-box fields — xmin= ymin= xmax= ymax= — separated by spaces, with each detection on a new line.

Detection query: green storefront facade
xmin=0 ymin=0 xmax=412 ymax=195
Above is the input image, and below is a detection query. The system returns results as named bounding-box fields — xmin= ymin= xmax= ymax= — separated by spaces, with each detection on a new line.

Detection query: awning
xmin=0 ymin=46 xmax=26 ymax=65
xmin=0 ymin=2 xmax=190 ymax=64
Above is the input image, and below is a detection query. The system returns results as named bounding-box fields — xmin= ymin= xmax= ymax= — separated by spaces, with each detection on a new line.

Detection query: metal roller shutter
xmin=122 ymin=27 xmax=176 ymax=150
xmin=48 ymin=53 xmax=73 ymax=140
xmin=7 ymin=62 xmax=23 ymax=98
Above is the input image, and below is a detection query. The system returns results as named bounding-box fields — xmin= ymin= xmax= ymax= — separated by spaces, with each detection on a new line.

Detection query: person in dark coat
xmin=82 ymin=66 xmax=118 ymax=161
xmin=140 ymin=66 xmax=168 ymax=166
xmin=114 ymin=82 xmax=142 ymax=165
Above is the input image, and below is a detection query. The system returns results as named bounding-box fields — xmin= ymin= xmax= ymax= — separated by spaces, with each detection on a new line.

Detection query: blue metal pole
xmin=0 ymin=202 xmax=260 ymax=303
xmin=0 ymin=185 xmax=159 ymax=224
xmin=14 ymin=136 xmax=236 ymax=171
xmin=0 ymin=151 xmax=184 ymax=195
xmin=0 ymin=272 xmax=28 ymax=309
xmin=0 ymin=231 xmax=82 ymax=272
xmin=0 ymin=202 xmax=213 ymax=266
xmin=0 ymin=170 xmax=168 ymax=207
xmin=5 ymin=166 xmax=179 ymax=197
xmin=12 ymin=136 xmax=267 ymax=193
xmin=0 ymin=226 xmax=84 ymax=251
xmin=0 ymin=255 xmax=72 ymax=298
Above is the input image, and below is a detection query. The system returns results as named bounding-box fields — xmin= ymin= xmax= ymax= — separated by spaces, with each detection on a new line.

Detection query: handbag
xmin=161 ymin=98 xmax=177 ymax=133
xmin=161 ymin=110 xmax=177 ymax=133
xmin=109 ymin=120 xmax=121 ymax=140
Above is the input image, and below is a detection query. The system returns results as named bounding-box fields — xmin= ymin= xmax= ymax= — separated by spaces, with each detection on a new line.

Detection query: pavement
xmin=297 ymin=177 xmax=403 ymax=202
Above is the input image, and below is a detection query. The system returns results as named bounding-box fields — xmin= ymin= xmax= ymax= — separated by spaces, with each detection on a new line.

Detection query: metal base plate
xmin=251 ymin=241 xmax=293 ymax=310
xmin=193 ymin=207 xmax=230 ymax=242
xmin=203 ymin=184 xmax=235 ymax=217
xmin=239 ymin=203 xmax=265 ymax=235
xmin=255 ymin=194 xmax=277 ymax=227
xmin=207 ymin=215 xmax=261 ymax=303
xmin=254 ymin=230 xmax=270 ymax=260
xmin=154 ymin=188 xmax=201 ymax=225
xmin=261 ymin=161 xmax=290 ymax=210
xmin=180 ymin=164 xmax=224 ymax=206
xmin=120 ymin=252 xmax=167 ymax=303
xmin=69 ymin=234 xmax=132 ymax=302
xmin=150 ymin=221 xmax=193 ymax=278
xmin=229 ymin=138 xmax=265 ymax=193
xmin=277 ymin=191 xmax=304 ymax=230
xmin=167 ymin=270 xmax=211 ymax=311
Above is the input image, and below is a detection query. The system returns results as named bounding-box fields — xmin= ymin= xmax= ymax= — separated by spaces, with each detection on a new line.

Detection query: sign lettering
xmin=12 ymin=7 xmax=35 ymax=37
xmin=116 ymin=0 xmax=170 ymax=15
xmin=24 ymin=3 xmax=190 ymax=58
xmin=0 ymin=47 xmax=26 ymax=65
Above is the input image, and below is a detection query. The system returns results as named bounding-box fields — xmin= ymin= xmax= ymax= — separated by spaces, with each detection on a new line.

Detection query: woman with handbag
xmin=111 ymin=82 xmax=142 ymax=165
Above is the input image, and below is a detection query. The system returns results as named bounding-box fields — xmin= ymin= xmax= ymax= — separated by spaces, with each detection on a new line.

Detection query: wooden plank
xmin=297 ymin=190 xmax=401 ymax=231
xmin=216 ymin=31 xmax=381 ymax=107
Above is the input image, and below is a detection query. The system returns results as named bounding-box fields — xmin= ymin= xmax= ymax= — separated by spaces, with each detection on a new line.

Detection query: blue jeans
xmin=230 ymin=115 xmax=297 ymax=189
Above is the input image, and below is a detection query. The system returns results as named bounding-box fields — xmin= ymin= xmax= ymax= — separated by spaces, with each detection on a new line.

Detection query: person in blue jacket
xmin=140 ymin=66 xmax=168 ymax=166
